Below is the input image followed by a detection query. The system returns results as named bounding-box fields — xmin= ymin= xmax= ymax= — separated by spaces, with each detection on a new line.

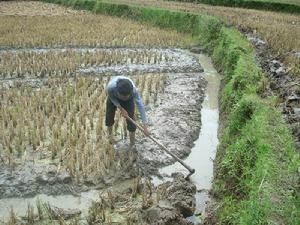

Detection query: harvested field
xmin=0 ymin=1 xmax=192 ymax=48
xmin=0 ymin=1 xmax=83 ymax=16
xmin=107 ymin=0 xmax=300 ymax=165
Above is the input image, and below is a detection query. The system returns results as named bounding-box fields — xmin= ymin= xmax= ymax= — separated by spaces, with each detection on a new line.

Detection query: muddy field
xmin=0 ymin=48 xmax=208 ymax=225
xmin=0 ymin=47 xmax=206 ymax=199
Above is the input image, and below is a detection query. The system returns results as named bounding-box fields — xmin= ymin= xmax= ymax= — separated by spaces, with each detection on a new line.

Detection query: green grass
xmin=39 ymin=0 xmax=300 ymax=223
xmin=212 ymin=27 xmax=263 ymax=111
xmin=214 ymin=95 xmax=299 ymax=224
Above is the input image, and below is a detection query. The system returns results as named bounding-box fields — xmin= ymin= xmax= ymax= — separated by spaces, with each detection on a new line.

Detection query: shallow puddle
xmin=0 ymin=190 xmax=98 ymax=219
xmin=0 ymin=179 xmax=135 ymax=220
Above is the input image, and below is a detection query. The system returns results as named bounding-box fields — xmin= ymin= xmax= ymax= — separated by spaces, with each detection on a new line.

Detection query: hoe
xmin=125 ymin=115 xmax=196 ymax=180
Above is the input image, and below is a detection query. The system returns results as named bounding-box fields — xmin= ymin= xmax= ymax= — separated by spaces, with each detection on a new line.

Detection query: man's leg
xmin=107 ymin=126 xmax=113 ymax=135
xmin=129 ymin=131 xmax=135 ymax=146
xmin=121 ymin=99 xmax=136 ymax=146
xmin=105 ymin=98 xmax=116 ymax=143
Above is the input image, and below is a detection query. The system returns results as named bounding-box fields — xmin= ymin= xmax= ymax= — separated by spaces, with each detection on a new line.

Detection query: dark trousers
xmin=105 ymin=97 xmax=136 ymax=132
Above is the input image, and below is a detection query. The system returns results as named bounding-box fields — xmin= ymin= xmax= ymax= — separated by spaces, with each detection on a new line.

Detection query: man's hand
xmin=118 ymin=106 xmax=128 ymax=118
xmin=143 ymin=124 xmax=150 ymax=136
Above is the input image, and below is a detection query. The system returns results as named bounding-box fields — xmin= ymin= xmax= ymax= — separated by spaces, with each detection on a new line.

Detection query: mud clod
xmin=164 ymin=174 xmax=197 ymax=217
xmin=143 ymin=200 xmax=190 ymax=225
xmin=137 ymin=174 xmax=196 ymax=225
xmin=190 ymin=45 xmax=205 ymax=54
xmin=47 ymin=205 xmax=81 ymax=220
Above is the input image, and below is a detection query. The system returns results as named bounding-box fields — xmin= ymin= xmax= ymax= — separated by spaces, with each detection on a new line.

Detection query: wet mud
xmin=136 ymin=72 xmax=206 ymax=171
xmin=1 ymin=173 xmax=198 ymax=224
xmin=138 ymin=174 xmax=197 ymax=225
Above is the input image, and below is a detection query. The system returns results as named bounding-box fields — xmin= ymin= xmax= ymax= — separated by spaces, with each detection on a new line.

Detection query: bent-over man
xmin=105 ymin=75 xmax=149 ymax=146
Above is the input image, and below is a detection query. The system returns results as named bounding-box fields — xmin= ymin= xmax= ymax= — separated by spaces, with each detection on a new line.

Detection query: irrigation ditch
xmin=0 ymin=0 xmax=299 ymax=224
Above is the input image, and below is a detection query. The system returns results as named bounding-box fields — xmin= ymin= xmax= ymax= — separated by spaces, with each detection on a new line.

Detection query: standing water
xmin=0 ymin=178 xmax=135 ymax=220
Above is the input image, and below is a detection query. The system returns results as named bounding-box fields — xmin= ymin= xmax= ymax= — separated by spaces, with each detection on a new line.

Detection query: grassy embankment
xmin=252 ymin=0 xmax=300 ymax=6
xmin=40 ymin=0 xmax=300 ymax=224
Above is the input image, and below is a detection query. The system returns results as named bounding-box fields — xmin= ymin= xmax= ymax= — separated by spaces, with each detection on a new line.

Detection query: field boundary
xmin=40 ymin=0 xmax=300 ymax=223
xmin=166 ymin=0 xmax=300 ymax=14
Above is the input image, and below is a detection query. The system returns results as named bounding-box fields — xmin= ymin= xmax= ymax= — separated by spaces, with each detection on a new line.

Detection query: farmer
xmin=105 ymin=75 xmax=150 ymax=146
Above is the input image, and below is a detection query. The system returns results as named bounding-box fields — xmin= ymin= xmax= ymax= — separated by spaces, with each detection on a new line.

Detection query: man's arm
xmin=133 ymin=91 xmax=147 ymax=124
xmin=134 ymin=91 xmax=150 ymax=136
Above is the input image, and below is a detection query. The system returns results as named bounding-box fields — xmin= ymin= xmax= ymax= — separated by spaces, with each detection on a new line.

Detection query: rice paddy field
xmin=1 ymin=1 xmax=299 ymax=225
xmin=0 ymin=1 xmax=205 ymax=224
xmin=0 ymin=0 xmax=192 ymax=169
